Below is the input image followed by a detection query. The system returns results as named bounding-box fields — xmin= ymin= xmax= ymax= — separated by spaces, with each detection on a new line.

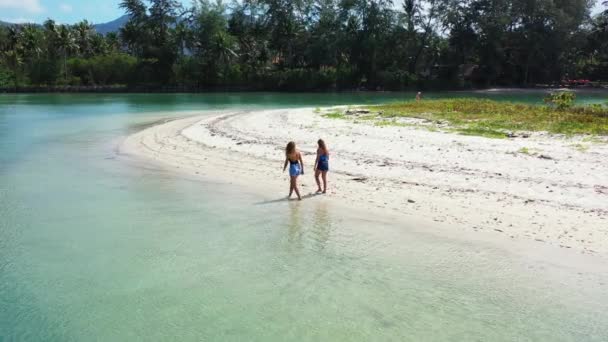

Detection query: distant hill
xmin=0 ymin=20 xmax=27 ymax=27
xmin=93 ymin=15 xmax=129 ymax=35
xmin=0 ymin=21 xmax=41 ymax=28
xmin=0 ymin=16 xmax=128 ymax=34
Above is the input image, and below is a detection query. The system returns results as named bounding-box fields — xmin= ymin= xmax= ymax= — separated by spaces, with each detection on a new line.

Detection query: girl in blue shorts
xmin=314 ymin=139 xmax=330 ymax=194
xmin=283 ymin=141 xmax=304 ymax=200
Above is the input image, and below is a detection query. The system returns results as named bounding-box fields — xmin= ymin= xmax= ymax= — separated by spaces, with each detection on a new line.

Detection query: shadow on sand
xmin=254 ymin=192 xmax=322 ymax=205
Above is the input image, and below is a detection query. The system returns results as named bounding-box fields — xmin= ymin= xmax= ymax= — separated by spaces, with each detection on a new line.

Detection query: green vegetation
xmin=518 ymin=147 xmax=531 ymax=155
xmin=582 ymin=135 xmax=605 ymax=143
xmin=544 ymin=91 xmax=576 ymax=109
xmin=455 ymin=127 xmax=509 ymax=139
xmin=68 ymin=53 xmax=137 ymax=85
xmin=361 ymin=97 xmax=608 ymax=137
xmin=571 ymin=144 xmax=590 ymax=152
xmin=1 ymin=0 xmax=608 ymax=90
xmin=375 ymin=120 xmax=404 ymax=127
xmin=516 ymin=146 xmax=548 ymax=155
xmin=323 ymin=112 xmax=346 ymax=119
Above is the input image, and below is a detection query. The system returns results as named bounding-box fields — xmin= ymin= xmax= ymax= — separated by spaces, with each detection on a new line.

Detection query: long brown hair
xmin=317 ymin=139 xmax=327 ymax=153
xmin=286 ymin=141 xmax=296 ymax=156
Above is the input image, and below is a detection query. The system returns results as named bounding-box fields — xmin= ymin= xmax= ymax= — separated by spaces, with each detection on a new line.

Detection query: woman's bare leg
xmin=291 ymin=176 xmax=302 ymax=200
xmin=322 ymin=171 xmax=328 ymax=193
xmin=288 ymin=178 xmax=294 ymax=198
xmin=315 ymin=170 xmax=322 ymax=192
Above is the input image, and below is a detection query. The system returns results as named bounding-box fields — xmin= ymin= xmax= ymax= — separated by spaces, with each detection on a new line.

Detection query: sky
xmin=0 ymin=0 xmax=191 ymax=24
xmin=0 ymin=0 xmax=606 ymax=25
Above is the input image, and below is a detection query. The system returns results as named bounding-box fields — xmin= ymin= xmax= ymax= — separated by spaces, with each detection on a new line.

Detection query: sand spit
xmin=121 ymin=108 xmax=608 ymax=255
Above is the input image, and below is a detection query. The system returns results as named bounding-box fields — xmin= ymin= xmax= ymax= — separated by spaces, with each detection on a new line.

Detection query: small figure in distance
xmin=314 ymin=139 xmax=330 ymax=194
xmin=283 ymin=141 xmax=304 ymax=200
xmin=416 ymin=92 xmax=423 ymax=102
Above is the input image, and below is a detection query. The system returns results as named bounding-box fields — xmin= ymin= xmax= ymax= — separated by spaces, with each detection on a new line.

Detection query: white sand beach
xmin=121 ymin=108 xmax=608 ymax=255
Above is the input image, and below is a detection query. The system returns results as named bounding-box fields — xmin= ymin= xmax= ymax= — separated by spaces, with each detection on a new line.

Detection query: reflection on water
xmin=311 ymin=201 xmax=332 ymax=251
xmin=287 ymin=201 xmax=303 ymax=248
xmin=286 ymin=200 xmax=334 ymax=252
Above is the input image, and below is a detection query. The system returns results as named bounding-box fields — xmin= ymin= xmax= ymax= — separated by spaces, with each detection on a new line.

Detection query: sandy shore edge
xmin=120 ymin=107 xmax=608 ymax=257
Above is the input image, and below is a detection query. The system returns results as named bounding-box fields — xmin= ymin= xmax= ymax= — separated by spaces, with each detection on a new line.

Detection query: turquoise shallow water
xmin=1 ymin=93 xmax=608 ymax=341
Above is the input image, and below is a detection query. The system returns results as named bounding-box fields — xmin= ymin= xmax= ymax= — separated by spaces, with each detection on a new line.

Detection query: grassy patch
xmin=571 ymin=143 xmax=589 ymax=152
xmin=582 ymin=135 xmax=606 ymax=144
xmin=368 ymin=98 xmax=608 ymax=136
xmin=323 ymin=112 xmax=346 ymax=119
xmin=516 ymin=146 xmax=546 ymax=155
xmin=455 ymin=127 xmax=506 ymax=139
xmin=359 ymin=114 xmax=379 ymax=121
xmin=374 ymin=120 xmax=406 ymax=127
xmin=454 ymin=121 xmax=508 ymax=138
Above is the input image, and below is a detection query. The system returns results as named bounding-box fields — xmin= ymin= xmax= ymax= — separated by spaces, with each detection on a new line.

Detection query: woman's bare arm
xmin=283 ymin=157 xmax=288 ymax=172
xmin=299 ymin=152 xmax=304 ymax=174
xmin=314 ymin=149 xmax=320 ymax=170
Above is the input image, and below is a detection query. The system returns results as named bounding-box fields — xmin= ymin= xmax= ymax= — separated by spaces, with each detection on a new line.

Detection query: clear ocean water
xmin=1 ymin=92 xmax=607 ymax=341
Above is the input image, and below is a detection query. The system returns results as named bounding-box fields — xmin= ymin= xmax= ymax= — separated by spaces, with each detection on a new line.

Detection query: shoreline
xmin=3 ymin=87 xmax=608 ymax=95
xmin=119 ymin=107 xmax=608 ymax=258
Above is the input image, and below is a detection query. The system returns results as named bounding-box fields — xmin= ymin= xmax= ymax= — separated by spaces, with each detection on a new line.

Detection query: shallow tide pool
xmin=1 ymin=93 xmax=608 ymax=341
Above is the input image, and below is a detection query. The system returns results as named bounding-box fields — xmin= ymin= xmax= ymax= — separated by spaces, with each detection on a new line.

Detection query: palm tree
xmin=105 ymin=32 xmax=121 ymax=52
xmin=43 ymin=19 xmax=60 ymax=56
xmin=0 ymin=27 xmax=8 ymax=52
xmin=6 ymin=26 xmax=21 ymax=50
xmin=120 ymin=0 xmax=147 ymax=22
xmin=21 ymin=25 xmax=42 ymax=58
xmin=90 ymin=34 xmax=109 ymax=55
xmin=2 ymin=50 xmax=23 ymax=90
xmin=57 ymin=25 xmax=78 ymax=81
xmin=119 ymin=0 xmax=149 ymax=56
xmin=74 ymin=20 xmax=94 ymax=57
xmin=403 ymin=0 xmax=420 ymax=34
xmin=211 ymin=31 xmax=238 ymax=83
xmin=213 ymin=31 xmax=238 ymax=65
xmin=173 ymin=21 xmax=190 ymax=56
xmin=43 ymin=19 xmax=58 ymax=40
xmin=120 ymin=21 xmax=143 ymax=55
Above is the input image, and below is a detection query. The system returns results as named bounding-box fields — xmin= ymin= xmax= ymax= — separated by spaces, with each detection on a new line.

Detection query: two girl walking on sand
xmin=283 ymin=139 xmax=329 ymax=201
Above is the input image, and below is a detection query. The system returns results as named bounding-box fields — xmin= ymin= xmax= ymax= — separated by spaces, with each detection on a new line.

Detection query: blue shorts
xmin=317 ymin=161 xmax=329 ymax=171
xmin=289 ymin=163 xmax=301 ymax=177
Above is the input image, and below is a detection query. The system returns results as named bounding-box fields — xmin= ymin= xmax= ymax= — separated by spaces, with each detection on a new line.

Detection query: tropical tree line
xmin=1 ymin=0 xmax=607 ymax=90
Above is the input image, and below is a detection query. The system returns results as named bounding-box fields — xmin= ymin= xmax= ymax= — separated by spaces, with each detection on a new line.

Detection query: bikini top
xmin=288 ymin=153 xmax=300 ymax=165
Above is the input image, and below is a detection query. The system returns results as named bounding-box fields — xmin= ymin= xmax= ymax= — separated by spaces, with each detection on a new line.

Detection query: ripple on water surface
xmin=1 ymin=93 xmax=608 ymax=341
